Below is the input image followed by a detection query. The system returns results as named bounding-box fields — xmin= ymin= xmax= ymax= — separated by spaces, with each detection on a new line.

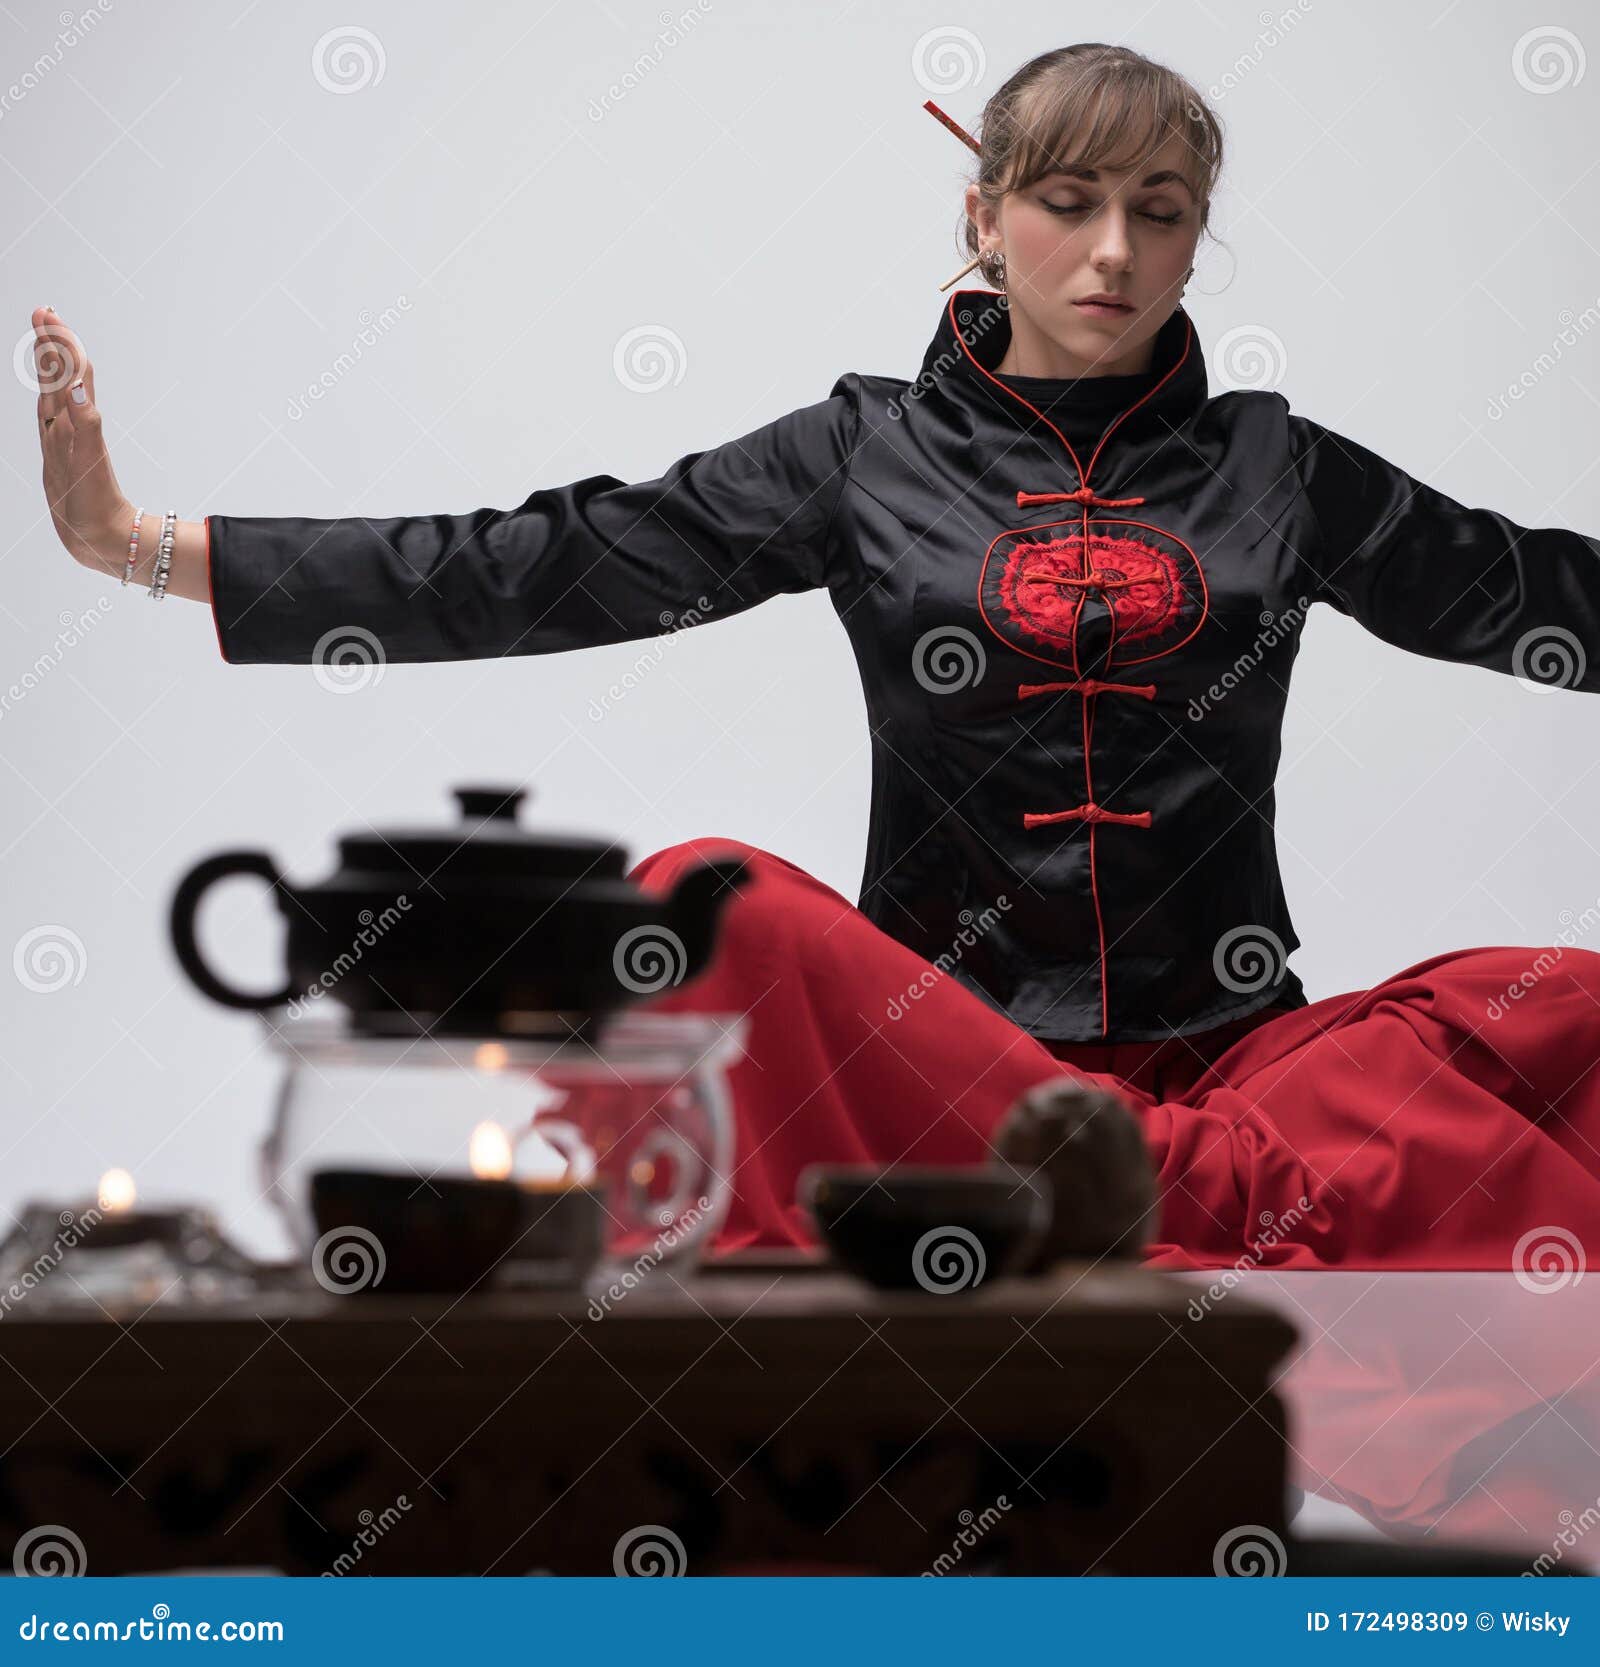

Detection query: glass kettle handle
xmin=521 ymin=1117 xmax=598 ymax=1183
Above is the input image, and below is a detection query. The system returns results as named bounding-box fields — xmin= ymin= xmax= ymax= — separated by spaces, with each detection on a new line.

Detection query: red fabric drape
xmin=628 ymin=839 xmax=1600 ymax=1272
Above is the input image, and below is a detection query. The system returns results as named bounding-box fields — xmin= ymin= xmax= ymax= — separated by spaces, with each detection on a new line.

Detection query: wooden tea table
xmin=0 ymin=1252 xmax=1295 ymax=1575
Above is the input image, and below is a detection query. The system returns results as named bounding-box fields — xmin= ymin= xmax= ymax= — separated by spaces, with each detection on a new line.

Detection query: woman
xmin=34 ymin=44 xmax=1600 ymax=1272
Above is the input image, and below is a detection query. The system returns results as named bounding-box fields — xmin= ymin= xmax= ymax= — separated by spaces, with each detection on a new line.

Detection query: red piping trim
xmin=945 ymin=289 xmax=1198 ymax=1038
xmin=1084 ymin=685 xmax=1101 ymax=1030
xmin=946 ymin=290 xmax=1089 ymax=485
xmin=943 ymin=288 xmax=1196 ymax=491
xmin=204 ymin=515 xmax=229 ymax=664
xmin=1083 ymin=311 xmax=1194 ymax=480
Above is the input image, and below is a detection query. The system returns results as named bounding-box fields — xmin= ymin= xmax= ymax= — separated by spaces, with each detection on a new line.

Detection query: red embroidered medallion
xmin=979 ymin=518 xmax=1207 ymax=671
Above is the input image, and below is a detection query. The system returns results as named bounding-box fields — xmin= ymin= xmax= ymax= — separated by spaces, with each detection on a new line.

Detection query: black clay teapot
xmin=169 ymin=785 xmax=747 ymax=1038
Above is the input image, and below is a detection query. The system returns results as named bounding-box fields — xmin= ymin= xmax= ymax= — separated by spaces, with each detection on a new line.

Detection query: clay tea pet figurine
xmin=991 ymin=1080 xmax=1158 ymax=1269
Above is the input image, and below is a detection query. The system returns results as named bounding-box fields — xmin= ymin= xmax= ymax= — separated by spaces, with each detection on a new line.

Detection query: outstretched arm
xmin=35 ymin=306 xmax=861 ymax=666
xmin=208 ymin=387 xmax=860 ymax=666
xmin=1287 ymin=412 xmax=1600 ymax=693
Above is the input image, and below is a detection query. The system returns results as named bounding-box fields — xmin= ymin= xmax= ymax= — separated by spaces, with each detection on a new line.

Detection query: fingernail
xmin=70 ymin=381 xmax=86 ymax=404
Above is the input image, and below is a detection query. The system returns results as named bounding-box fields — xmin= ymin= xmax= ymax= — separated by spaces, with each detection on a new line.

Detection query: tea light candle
xmin=308 ymin=1119 xmax=607 ymax=1295
xmin=469 ymin=1120 xmax=514 ymax=1179
xmin=99 ymin=1166 xmax=136 ymax=1212
xmin=75 ymin=1167 xmax=201 ymax=1250
xmin=0 ymin=1169 xmax=255 ymax=1308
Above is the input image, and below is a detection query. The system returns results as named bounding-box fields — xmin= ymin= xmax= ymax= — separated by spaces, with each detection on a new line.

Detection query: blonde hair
xmin=960 ymin=44 xmax=1225 ymax=286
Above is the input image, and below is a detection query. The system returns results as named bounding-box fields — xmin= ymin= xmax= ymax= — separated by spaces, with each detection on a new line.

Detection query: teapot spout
xmin=662 ymin=856 xmax=749 ymax=986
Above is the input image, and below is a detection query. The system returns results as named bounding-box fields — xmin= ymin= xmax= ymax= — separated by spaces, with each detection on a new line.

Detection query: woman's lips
xmin=1073 ymin=299 xmax=1135 ymax=317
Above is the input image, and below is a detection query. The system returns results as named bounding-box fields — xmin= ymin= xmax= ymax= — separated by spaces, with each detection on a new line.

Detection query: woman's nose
xmin=1090 ymin=207 xmax=1134 ymax=268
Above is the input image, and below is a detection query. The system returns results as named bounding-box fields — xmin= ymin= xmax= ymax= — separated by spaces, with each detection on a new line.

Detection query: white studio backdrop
xmin=3 ymin=0 xmax=1597 ymax=1257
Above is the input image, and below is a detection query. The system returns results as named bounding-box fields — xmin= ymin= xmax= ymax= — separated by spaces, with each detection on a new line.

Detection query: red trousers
xmin=630 ymin=838 xmax=1600 ymax=1272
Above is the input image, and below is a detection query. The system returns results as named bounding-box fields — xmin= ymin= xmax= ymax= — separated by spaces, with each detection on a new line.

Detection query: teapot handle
xmin=169 ymin=851 xmax=297 ymax=1010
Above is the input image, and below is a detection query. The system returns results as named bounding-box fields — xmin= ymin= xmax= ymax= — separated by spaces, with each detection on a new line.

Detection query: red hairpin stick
xmin=923 ymin=98 xmax=981 ymax=156
xmin=924 ymin=100 xmax=990 ymax=289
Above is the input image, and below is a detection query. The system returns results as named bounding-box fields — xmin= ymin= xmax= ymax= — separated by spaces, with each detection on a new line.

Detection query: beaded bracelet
xmin=149 ymin=510 xmax=177 ymax=600
xmin=119 ymin=506 xmax=144 ymax=587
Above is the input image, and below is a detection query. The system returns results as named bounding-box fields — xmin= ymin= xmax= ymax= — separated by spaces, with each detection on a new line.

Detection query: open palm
xmin=33 ymin=305 xmax=132 ymax=575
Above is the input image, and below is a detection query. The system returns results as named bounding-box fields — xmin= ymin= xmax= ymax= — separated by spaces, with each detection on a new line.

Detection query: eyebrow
xmin=1039 ymin=167 xmax=1195 ymax=196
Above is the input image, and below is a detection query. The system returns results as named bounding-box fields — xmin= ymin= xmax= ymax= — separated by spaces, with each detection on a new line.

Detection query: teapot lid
xmin=336 ymin=785 xmax=629 ymax=882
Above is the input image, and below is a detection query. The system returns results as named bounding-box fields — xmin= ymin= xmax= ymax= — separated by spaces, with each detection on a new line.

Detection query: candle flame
xmin=469 ymin=1120 xmax=513 ymax=1180
xmin=98 ymin=1167 xmax=136 ymax=1213
xmin=473 ymin=1042 xmax=509 ymax=1071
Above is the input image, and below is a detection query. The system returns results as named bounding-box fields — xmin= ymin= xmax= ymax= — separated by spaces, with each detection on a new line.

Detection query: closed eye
xmin=1043 ymin=203 xmax=1183 ymax=226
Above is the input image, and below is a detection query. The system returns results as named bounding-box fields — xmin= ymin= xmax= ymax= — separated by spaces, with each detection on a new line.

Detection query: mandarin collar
xmin=917 ymin=288 xmax=1208 ymax=458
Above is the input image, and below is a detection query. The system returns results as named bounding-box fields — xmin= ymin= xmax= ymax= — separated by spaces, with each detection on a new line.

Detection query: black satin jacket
xmin=207 ymin=289 xmax=1600 ymax=1041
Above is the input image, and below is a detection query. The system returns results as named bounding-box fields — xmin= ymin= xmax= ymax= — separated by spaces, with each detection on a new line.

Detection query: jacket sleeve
xmin=205 ymin=377 xmax=861 ymax=665
xmin=1287 ymin=412 xmax=1600 ymax=693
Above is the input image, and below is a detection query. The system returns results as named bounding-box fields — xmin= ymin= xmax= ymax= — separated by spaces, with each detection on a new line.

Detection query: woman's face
xmin=966 ymin=133 xmax=1203 ymax=371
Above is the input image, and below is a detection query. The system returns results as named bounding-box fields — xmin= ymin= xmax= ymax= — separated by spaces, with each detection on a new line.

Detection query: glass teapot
xmin=168 ymin=783 xmax=752 ymax=1289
